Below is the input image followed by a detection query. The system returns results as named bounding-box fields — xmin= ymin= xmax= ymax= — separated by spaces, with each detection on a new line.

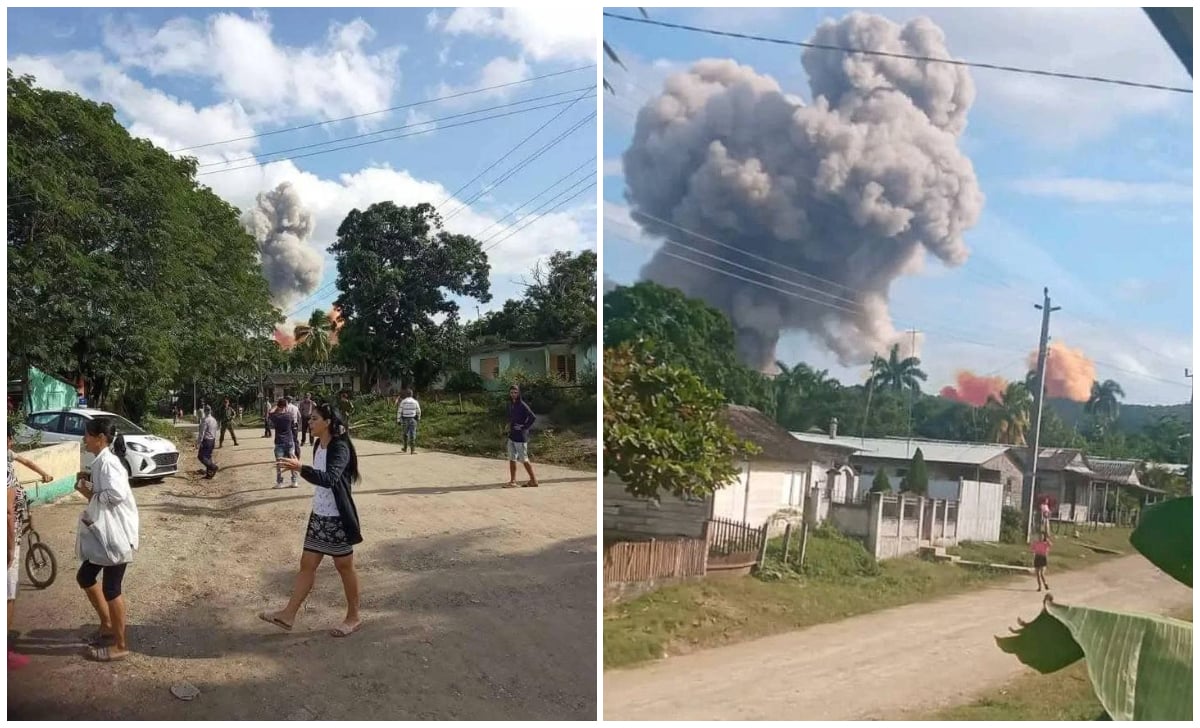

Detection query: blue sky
xmin=603 ymin=7 xmax=1193 ymax=405
xmin=9 ymin=7 xmax=596 ymax=331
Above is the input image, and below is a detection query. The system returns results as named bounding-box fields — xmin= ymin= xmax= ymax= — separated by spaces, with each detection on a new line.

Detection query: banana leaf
xmin=997 ymin=598 xmax=1193 ymax=721
xmin=1130 ymin=496 xmax=1191 ymax=587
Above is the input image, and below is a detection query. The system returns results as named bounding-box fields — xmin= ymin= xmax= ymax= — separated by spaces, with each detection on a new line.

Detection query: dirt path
xmin=9 ymin=430 xmax=597 ymax=720
xmin=604 ymin=555 xmax=1189 ymax=721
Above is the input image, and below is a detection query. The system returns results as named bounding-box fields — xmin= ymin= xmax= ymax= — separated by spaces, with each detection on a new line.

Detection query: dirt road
xmin=9 ymin=430 xmax=597 ymax=720
xmin=604 ymin=555 xmax=1189 ymax=721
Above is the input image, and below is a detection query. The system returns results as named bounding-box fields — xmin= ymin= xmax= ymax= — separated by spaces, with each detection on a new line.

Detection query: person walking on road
xmin=396 ymin=389 xmax=421 ymax=454
xmin=197 ymin=406 xmax=219 ymax=479
xmin=74 ymin=418 xmax=139 ymax=662
xmin=8 ymin=424 xmax=52 ymax=670
xmin=338 ymin=391 xmax=355 ymax=429
xmin=260 ymin=403 xmax=363 ymax=638
xmin=298 ymin=393 xmax=315 ymax=446
xmin=286 ymin=396 xmax=302 ymax=457
xmin=1032 ymin=534 xmax=1052 ymax=592
xmin=218 ymin=397 xmax=239 ymax=448
xmin=503 ymin=385 xmax=539 ymax=489
xmin=268 ymin=398 xmax=298 ymax=489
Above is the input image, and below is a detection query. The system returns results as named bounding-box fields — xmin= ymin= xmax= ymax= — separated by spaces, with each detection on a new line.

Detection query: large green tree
xmin=604 ymin=344 xmax=756 ymax=500
xmin=293 ymin=308 xmax=337 ymax=365
xmin=466 ymin=249 xmax=596 ymax=345
xmin=868 ymin=343 xmax=928 ymax=394
xmin=604 ymin=281 xmax=773 ymax=411
xmin=8 ymin=71 xmax=277 ymax=421
xmin=331 ymin=201 xmax=490 ymax=390
xmin=987 ymin=382 xmax=1033 ymax=445
xmin=1086 ymin=378 xmax=1126 ymax=431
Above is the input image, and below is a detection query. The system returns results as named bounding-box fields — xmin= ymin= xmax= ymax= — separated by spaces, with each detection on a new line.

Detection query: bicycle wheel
xmin=24 ymin=541 xmax=57 ymax=589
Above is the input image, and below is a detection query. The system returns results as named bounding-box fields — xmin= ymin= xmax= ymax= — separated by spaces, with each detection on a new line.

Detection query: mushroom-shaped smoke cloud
xmin=622 ymin=12 xmax=984 ymax=372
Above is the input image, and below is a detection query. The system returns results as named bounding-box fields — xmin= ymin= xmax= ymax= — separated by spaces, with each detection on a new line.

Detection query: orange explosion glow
xmin=939 ymin=371 xmax=1009 ymax=406
xmin=1029 ymin=341 xmax=1096 ymax=402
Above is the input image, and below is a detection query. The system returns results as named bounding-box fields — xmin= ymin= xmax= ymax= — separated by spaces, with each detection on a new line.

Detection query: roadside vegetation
xmin=604 ymin=524 xmax=1133 ymax=670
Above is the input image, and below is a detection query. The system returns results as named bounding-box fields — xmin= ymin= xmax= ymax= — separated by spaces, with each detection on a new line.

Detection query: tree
xmin=870 ymin=469 xmax=892 ymax=494
xmin=1085 ymin=378 xmax=1126 ymax=430
xmin=901 ymin=448 xmax=929 ymax=494
xmin=868 ymin=343 xmax=928 ymax=394
xmin=293 ymin=309 xmax=336 ymax=364
xmin=7 ymin=71 xmax=277 ymax=421
xmin=604 ymin=344 xmax=757 ymax=501
xmin=987 ymin=382 xmax=1032 ymax=445
xmin=523 ymin=249 xmax=596 ymax=343
xmin=773 ymin=361 xmax=842 ymax=433
xmin=605 ymin=282 xmax=773 ymax=411
xmin=330 ymin=202 xmax=491 ymax=390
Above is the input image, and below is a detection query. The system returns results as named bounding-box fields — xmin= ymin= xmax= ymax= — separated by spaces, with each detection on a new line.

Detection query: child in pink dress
xmin=1031 ymin=535 xmax=1051 ymax=591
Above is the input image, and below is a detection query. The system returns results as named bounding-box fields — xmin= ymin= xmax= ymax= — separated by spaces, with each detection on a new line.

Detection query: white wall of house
xmin=711 ymin=460 xmax=811 ymax=527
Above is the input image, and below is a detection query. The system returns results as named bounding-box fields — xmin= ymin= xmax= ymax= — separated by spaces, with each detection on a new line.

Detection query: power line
xmin=603 ymin=12 xmax=1192 ymax=94
xmin=442 ymin=111 xmax=597 ymax=221
xmin=480 ymin=174 xmax=596 ymax=250
xmin=435 ymin=89 xmax=594 ymax=212
xmin=198 ymin=87 xmax=592 ymax=169
xmin=197 ymin=97 xmax=584 ymax=177
xmin=482 ymin=181 xmax=597 ymax=254
xmin=473 ymin=156 xmax=596 ymax=240
xmin=170 ymin=64 xmax=596 ymax=153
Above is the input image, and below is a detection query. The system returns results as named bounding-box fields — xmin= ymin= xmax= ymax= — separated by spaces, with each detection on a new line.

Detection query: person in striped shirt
xmin=395 ymin=389 xmax=421 ymax=454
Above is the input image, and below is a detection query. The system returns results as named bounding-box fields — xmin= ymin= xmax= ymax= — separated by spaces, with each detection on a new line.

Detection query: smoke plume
xmin=623 ymin=13 xmax=983 ymax=371
xmin=1031 ymin=341 xmax=1096 ymax=402
xmin=242 ymin=182 xmax=323 ymax=309
xmin=940 ymin=371 xmax=1007 ymax=406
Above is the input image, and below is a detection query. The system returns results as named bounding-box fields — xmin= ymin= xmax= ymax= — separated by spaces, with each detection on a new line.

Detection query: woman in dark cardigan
xmin=259 ymin=403 xmax=363 ymax=637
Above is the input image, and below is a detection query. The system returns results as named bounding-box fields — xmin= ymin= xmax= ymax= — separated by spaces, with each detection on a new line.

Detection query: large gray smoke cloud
xmin=623 ymin=12 xmax=983 ymax=371
xmin=242 ymin=182 xmax=323 ymax=308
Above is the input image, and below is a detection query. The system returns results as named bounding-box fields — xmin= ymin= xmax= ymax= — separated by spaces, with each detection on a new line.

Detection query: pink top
xmin=1040 ymin=503 xmax=1051 ymax=516
xmin=1031 ymin=541 xmax=1051 ymax=557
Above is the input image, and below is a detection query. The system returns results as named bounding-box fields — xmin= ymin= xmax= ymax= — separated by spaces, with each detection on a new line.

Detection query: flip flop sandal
xmin=503 ymin=482 xmax=519 ymax=489
xmin=87 ymin=645 xmax=128 ymax=662
xmin=330 ymin=623 xmax=361 ymax=638
xmin=258 ymin=611 xmax=294 ymax=632
xmin=522 ymin=481 xmax=539 ymax=488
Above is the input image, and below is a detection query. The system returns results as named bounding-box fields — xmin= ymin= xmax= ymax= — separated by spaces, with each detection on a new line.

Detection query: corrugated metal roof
xmin=789 ymin=433 xmax=1012 ymax=466
xmin=726 ymin=405 xmax=855 ymax=462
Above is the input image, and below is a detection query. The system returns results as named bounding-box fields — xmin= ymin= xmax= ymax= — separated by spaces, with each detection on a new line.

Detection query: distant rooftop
xmin=788 ymin=432 xmax=1012 ymax=467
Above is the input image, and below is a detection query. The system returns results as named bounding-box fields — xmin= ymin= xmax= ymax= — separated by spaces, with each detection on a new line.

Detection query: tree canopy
xmin=467 ymin=249 xmax=596 ymax=344
xmin=330 ymin=201 xmax=490 ymax=390
xmin=7 ymin=71 xmax=277 ymax=420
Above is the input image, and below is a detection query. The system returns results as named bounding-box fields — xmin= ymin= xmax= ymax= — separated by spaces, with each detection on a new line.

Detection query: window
xmin=480 ymin=357 xmax=500 ymax=381
xmin=27 ymin=413 xmax=61 ymax=432
xmin=61 ymin=414 xmax=86 ymax=436
xmin=553 ymin=354 xmax=578 ymax=382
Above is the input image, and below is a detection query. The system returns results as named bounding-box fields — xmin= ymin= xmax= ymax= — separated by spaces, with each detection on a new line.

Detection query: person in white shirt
xmin=395 ymin=389 xmax=421 ymax=454
xmin=286 ymin=396 xmax=302 ymax=456
xmin=197 ymin=406 xmax=220 ymax=479
xmin=74 ymin=418 xmax=139 ymax=662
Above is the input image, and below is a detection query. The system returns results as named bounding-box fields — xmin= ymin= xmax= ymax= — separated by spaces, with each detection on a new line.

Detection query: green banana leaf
xmin=997 ymin=598 xmax=1193 ymax=721
xmin=1130 ymin=496 xmax=1192 ymax=587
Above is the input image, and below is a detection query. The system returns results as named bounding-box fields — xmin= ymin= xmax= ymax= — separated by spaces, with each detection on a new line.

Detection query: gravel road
xmin=8 ymin=430 xmax=597 ymax=720
xmin=604 ymin=555 xmax=1189 ymax=721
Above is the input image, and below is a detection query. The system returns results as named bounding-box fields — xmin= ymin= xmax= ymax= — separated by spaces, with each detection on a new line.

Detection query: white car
xmin=20 ymin=408 xmax=180 ymax=482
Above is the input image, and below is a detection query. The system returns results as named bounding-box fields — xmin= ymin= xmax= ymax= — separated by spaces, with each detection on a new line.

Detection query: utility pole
xmin=1026 ymin=287 xmax=1061 ymax=542
xmin=907 ymin=328 xmax=919 ymax=455
xmin=1186 ymin=368 xmax=1193 ymax=407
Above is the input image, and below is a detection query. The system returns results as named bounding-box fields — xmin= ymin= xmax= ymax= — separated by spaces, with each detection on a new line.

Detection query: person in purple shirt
xmin=503 ymin=385 xmax=539 ymax=488
xmin=268 ymin=398 xmax=298 ymax=489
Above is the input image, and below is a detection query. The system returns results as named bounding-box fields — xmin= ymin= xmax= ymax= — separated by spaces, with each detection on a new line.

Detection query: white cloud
xmin=101 ymin=11 xmax=403 ymax=127
xmin=602 ymin=157 xmax=623 ymax=177
xmin=425 ymin=10 xmax=441 ymax=31
xmin=442 ymin=7 xmax=595 ymax=63
xmin=1013 ymin=176 xmax=1192 ymax=205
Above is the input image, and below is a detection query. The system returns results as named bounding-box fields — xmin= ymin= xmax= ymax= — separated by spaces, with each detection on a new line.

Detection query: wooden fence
xmin=603 ymin=537 xmax=708 ymax=584
xmin=706 ymin=517 xmax=768 ymax=572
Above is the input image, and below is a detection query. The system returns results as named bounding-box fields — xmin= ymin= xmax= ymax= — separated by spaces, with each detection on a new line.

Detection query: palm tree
xmin=868 ymin=343 xmax=928 ymax=394
xmin=1085 ymin=378 xmax=1126 ymax=425
xmin=293 ymin=309 xmax=336 ymax=364
xmin=986 ymin=382 xmax=1032 ymax=445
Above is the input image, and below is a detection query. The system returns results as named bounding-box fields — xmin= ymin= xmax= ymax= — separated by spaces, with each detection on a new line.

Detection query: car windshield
xmin=96 ymin=414 xmax=147 ymax=436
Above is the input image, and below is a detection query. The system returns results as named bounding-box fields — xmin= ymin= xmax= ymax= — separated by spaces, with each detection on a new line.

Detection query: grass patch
xmin=143 ymin=418 xmax=190 ymax=446
xmin=921 ymin=606 xmax=1192 ymax=720
xmin=950 ymin=526 xmax=1134 ymax=574
xmin=604 ymin=526 xmax=1135 ymax=670
xmin=349 ymin=396 xmax=595 ymax=469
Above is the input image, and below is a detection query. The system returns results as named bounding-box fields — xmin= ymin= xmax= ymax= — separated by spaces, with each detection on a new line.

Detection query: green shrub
xmin=759 ymin=523 xmax=881 ymax=581
xmin=870 ymin=469 xmax=892 ymax=493
xmin=444 ymin=370 xmax=485 ymax=393
xmin=1000 ymin=506 xmax=1025 ymax=544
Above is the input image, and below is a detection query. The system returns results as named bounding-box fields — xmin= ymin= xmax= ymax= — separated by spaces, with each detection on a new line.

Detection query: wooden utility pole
xmin=1025 ymin=288 xmax=1061 ymax=542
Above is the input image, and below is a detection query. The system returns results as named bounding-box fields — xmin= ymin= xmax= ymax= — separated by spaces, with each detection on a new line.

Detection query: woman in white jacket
xmin=74 ymin=418 xmax=139 ymax=662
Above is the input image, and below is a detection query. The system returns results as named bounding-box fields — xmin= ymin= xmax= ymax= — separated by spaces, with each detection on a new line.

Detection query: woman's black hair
xmin=312 ymin=402 xmax=360 ymax=483
xmin=86 ymin=417 xmax=127 ymax=458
